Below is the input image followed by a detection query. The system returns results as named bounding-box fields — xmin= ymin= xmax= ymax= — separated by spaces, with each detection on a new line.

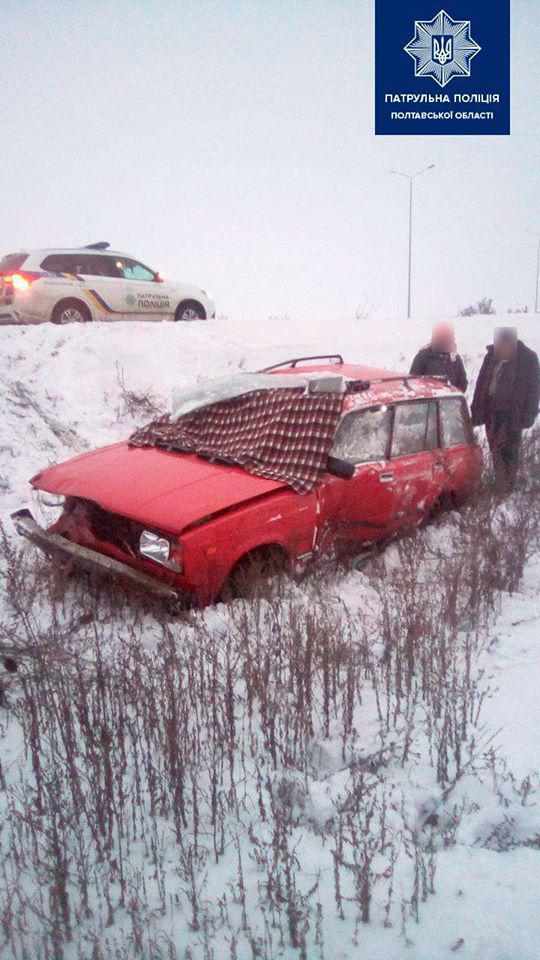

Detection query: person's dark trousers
xmin=486 ymin=411 xmax=522 ymax=494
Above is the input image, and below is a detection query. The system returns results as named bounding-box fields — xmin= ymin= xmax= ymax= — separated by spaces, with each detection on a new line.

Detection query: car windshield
xmin=171 ymin=372 xmax=345 ymax=418
xmin=132 ymin=374 xmax=346 ymax=493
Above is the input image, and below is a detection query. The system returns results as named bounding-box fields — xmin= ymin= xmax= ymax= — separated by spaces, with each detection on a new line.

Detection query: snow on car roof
xmin=171 ymin=371 xmax=346 ymax=419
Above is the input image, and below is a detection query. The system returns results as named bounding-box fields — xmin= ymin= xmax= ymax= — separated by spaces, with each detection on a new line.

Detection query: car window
xmin=330 ymin=407 xmax=392 ymax=464
xmin=440 ymin=397 xmax=471 ymax=447
xmin=392 ymin=401 xmax=438 ymax=457
xmin=0 ymin=253 xmax=28 ymax=272
xmin=42 ymin=254 xmax=90 ymax=275
xmin=119 ymin=258 xmax=156 ymax=281
xmin=41 ymin=253 xmax=123 ymax=277
xmin=91 ymin=256 xmax=123 ymax=278
xmin=42 ymin=254 xmax=81 ymax=274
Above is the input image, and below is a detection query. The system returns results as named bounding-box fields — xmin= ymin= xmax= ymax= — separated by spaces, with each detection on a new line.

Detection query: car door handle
xmin=379 ymin=472 xmax=395 ymax=484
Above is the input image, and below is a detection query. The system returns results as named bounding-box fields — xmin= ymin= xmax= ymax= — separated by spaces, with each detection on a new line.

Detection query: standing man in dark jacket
xmin=471 ymin=327 xmax=540 ymax=493
xmin=410 ymin=322 xmax=468 ymax=391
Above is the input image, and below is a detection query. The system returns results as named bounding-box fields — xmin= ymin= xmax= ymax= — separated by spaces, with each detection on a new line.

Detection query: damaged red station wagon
xmin=13 ymin=355 xmax=482 ymax=606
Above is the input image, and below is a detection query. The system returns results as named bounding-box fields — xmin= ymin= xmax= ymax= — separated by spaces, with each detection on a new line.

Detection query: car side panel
xmin=389 ymin=450 xmax=439 ymax=529
xmin=180 ymin=488 xmax=318 ymax=603
xmin=26 ymin=276 xmax=98 ymax=322
xmin=439 ymin=443 xmax=483 ymax=500
xmin=124 ymin=277 xmax=174 ymax=319
xmin=316 ymin=467 xmax=397 ymax=553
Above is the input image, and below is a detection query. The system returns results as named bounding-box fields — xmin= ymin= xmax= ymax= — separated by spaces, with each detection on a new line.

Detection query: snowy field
xmin=0 ymin=310 xmax=539 ymax=960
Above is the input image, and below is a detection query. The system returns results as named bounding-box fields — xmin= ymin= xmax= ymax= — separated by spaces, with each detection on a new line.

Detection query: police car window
xmin=41 ymin=254 xmax=84 ymax=274
xmin=330 ymin=407 xmax=392 ymax=464
xmin=121 ymin=259 xmax=155 ymax=281
xmin=92 ymin=256 xmax=123 ymax=278
xmin=41 ymin=254 xmax=70 ymax=272
xmin=440 ymin=398 xmax=470 ymax=447
xmin=392 ymin=402 xmax=434 ymax=457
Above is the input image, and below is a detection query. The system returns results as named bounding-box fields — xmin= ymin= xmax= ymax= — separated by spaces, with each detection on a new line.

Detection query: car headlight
xmin=32 ymin=490 xmax=65 ymax=527
xmin=39 ymin=492 xmax=65 ymax=507
xmin=139 ymin=530 xmax=171 ymax=565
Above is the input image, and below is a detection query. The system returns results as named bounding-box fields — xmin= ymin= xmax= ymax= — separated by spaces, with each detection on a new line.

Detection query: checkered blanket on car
xmin=129 ymin=387 xmax=343 ymax=493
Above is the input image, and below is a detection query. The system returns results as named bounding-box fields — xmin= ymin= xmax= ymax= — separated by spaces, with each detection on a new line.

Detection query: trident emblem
xmin=432 ymin=36 xmax=453 ymax=64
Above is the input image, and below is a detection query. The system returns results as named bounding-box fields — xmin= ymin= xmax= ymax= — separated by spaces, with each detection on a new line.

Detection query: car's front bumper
xmin=11 ymin=508 xmax=180 ymax=600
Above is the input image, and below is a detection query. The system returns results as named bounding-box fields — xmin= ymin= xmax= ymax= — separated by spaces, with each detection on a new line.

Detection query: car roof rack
xmin=347 ymin=373 xmax=449 ymax=392
xmin=83 ymin=242 xmax=110 ymax=250
xmin=369 ymin=374 xmax=448 ymax=385
xmin=260 ymin=354 xmax=344 ymax=373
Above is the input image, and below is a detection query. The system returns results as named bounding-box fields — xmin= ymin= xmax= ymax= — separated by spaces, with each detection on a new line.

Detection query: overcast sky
xmin=3 ymin=0 xmax=539 ymax=325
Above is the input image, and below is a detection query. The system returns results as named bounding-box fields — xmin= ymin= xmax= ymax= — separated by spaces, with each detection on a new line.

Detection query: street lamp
xmin=389 ymin=164 xmax=435 ymax=319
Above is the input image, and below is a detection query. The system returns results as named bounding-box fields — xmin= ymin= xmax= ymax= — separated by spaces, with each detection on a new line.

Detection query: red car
xmin=12 ymin=355 xmax=482 ymax=606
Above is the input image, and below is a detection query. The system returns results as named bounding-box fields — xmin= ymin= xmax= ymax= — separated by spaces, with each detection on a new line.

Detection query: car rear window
xmin=391 ymin=401 xmax=439 ymax=457
xmin=0 ymin=253 xmax=28 ymax=272
xmin=331 ymin=407 xmax=392 ymax=463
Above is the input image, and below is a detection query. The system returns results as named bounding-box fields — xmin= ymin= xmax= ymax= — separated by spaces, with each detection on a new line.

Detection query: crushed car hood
xmin=31 ymin=442 xmax=287 ymax=533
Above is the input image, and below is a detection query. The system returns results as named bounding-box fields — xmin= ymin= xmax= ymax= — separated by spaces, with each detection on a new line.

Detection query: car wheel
xmin=220 ymin=546 xmax=288 ymax=602
xmin=51 ymin=299 xmax=92 ymax=325
xmin=174 ymin=300 xmax=206 ymax=322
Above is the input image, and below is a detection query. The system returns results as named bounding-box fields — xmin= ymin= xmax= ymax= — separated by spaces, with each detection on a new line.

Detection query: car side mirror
xmin=327 ymin=455 xmax=355 ymax=478
xmin=155 ymin=273 xmax=164 ymax=283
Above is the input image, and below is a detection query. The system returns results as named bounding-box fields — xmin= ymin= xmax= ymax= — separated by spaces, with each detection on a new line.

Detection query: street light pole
xmin=407 ymin=177 xmax=413 ymax=320
xmin=390 ymin=164 xmax=435 ymax=320
xmin=535 ymin=237 xmax=540 ymax=314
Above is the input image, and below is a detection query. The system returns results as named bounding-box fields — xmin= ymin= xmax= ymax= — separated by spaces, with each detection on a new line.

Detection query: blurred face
xmin=432 ymin=324 xmax=455 ymax=352
xmin=494 ymin=335 xmax=516 ymax=361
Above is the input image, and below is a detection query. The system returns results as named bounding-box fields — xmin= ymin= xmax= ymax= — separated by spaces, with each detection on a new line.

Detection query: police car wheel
xmin=51 ymin=299 xmax=91 ymax=325
xmin=174 ymin=300 xmax=206 ymax=322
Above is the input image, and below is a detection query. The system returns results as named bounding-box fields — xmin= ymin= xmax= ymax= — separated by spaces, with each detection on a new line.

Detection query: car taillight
xmin=5 ymin=272 xmax=42 ymax=291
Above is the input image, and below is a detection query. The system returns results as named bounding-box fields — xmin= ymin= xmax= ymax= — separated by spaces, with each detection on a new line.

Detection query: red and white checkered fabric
xmin=130 ymin=387 xmax=343 ymax=492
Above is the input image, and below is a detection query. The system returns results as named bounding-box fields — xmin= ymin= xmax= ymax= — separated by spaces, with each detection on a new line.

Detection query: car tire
xmin=220 ymin=546 xmax=288 ymax=602
xmin=174 ymin=300 xmax=206 ymax=322
xmin=51 ymin=299 xmax=92 ymax=325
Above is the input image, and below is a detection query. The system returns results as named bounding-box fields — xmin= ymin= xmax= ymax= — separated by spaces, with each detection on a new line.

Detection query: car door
xmin=317 ymin=404 xmax=397 ymax=552
xmin=119 ymin=257 xmax=173 ymax=320
xmin=388 ymin=400 xmax=440 ymax=530
xmin=438 ymin=396 xmax=482 ymax=497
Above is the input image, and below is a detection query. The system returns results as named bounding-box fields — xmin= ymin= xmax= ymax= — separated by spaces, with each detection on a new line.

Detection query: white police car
xmin=0 ymin=242 xmax=215 ymax=325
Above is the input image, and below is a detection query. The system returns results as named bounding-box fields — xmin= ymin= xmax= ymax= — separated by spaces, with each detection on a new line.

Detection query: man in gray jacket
xmin=471 ymin=327 xmax=540 ymax=493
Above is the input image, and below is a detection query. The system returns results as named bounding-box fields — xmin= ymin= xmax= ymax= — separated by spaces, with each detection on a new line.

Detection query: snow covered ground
xmin=0 ymin=309 xmax=539 ymax=959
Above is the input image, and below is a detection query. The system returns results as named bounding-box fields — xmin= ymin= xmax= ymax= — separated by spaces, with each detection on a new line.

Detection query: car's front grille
xmin=81 ymin=500 xmax=144 ymax=557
